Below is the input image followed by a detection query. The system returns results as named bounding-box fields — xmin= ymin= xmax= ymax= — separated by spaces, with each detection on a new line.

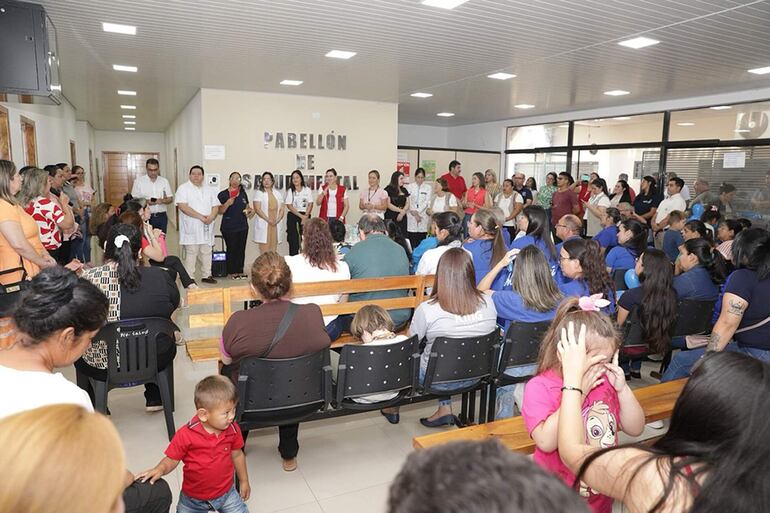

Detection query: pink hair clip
xmin=578 ymin=294 xmax=610 ymax=312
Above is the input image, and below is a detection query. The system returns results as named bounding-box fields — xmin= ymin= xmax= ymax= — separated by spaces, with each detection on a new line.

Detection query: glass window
xmin=506 ymin=123 xmax=568 ymax=150
xmin=572 ymin=113 xmax=664 ymax=146
xmin=570 ymin=147 xmax=661 ymax=198
xmin=669 ymin=101 xmax=770 ymax=142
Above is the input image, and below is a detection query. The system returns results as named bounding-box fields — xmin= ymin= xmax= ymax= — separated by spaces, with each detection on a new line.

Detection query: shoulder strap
xmin=260 ymin=302 xmax=298 ymax=358
xmin=735 ymin=315 xmax=770 ymax=335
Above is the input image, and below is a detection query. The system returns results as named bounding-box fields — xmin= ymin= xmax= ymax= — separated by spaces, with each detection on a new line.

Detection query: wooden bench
xmin=185 ymin=274 xmax=435 ymax=362
xmin=412 ymin=379 xmax=687 ymax=452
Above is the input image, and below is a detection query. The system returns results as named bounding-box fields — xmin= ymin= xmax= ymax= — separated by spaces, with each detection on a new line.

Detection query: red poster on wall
xmin=397 ymin=160 xmax=410 ymax=177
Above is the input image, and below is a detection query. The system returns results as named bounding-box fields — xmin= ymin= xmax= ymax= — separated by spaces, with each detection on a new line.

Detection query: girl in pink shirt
xmin=522 ymin=296 xmax=645 ymax=513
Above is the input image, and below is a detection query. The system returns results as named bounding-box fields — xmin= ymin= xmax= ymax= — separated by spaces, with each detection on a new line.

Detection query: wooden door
xmin=102 ymin=151 xmax=160 ymax=207
xmin=69 ymin=140 xmax=77 ymax=166
xmin=0 ymin=106 xmax=10 ymax=161
xmin=20 ymin=116 xmax=36 ymax=167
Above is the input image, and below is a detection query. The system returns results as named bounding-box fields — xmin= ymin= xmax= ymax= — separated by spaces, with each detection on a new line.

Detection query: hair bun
xmin=29 ymin=266 xmax=76 ymax=305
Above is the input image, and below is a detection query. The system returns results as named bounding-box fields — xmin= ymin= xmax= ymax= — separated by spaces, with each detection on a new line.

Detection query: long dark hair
xmin=637 ymin=249 xmax=678 ymax=352
xmin=103 ymin=223 xmax=142 ymax=292
xmin=563 ymin=238 xmax=615 ymax=300
xmin=684 ymin=220 xmax=713 ymax=245
xmin=732 ymin=228 xmax=770 ymax=280
xmin=289 ymin=169 xmax=305 ymax=192
xmin=591 ymin=178 xmax=609 ymax=197
xmin=619 ymin=218 xmax=648 ymax=256
xmin=522 ymin=205 xmax=556 ymax=259
xmin=472 ymin=208 xmax=507 ymax=266
xmin=577 ymin=351 xmax=770 ymax=513
xmin=434 ymin=211 xmax=463 ymax=247
xmin=683 ymin=238 xmax=728 ymax=284
xmin=612 ymin=180 xmax=632 ymax=204
xmin=386 ymin=219 xmax=412 ymax=260
xmin=388 ymin=171 xmax=406 ymax=194
xmin=640 ymin=175 xmax=657 ymax=197
xmin=430 ymin=248 xmax=484 ymax=316
xmin=260 ymin=171 xmax=275 ymax=192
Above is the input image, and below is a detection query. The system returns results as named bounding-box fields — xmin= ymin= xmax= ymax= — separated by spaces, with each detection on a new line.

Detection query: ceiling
xmin=37 ymin=0 xmax=770 ymax=131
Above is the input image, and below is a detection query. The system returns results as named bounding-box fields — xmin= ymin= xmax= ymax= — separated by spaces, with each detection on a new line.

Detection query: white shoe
xmin=647 ymin=420 xmax=665 ymax=429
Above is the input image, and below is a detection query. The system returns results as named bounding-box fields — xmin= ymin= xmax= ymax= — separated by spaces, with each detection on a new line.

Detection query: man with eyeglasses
xmin=554 ymin=214 xmax=582 ymax=250
xmin=550 ymin=172 xmax=580 ymax=229
xmin=131 ymin=158 xmax=173 ymax=232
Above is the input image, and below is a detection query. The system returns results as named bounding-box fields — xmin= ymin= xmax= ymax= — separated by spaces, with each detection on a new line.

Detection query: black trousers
xmin=222 ymin=229 xmax=248 ymax=275
xmin=286 ymin=212 xmax=304 ymax=256
xmin=407 ymin=231 xmax=427 ymax=250
xmin=124 ymin=478 xmax=172 ymax=513
xmin=50 ymin=241 xmax=71 ymax=265
xmin=150 ymin=255 xmax=195 ymax=288
xmin=74 ymin=336 xmax=177 ymax=405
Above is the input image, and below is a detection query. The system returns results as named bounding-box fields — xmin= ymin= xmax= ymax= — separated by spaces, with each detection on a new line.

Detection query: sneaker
xmin=647 ymin=420 xmax=665 ymax=429
xmin=282 ymin=458 xmax=297 ymax=472
xmin=188 ymin=282 xmax=199 ymax=289
xmin=146 ymin=404 xmax=164 ymax=413
xmin=201 ymin=276 xmax=218 ymax=284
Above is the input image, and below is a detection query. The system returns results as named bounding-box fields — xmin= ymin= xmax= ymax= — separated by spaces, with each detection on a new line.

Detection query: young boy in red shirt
xmin=136 ymin=375 xmax=251 ymax=512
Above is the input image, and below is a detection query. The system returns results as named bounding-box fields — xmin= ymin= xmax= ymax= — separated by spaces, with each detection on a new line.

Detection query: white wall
xmin=397 ymin=123 xmax=448 ymax=148
xmin=165 ymin=90 xmax=203 ymax=192
xmin=94 ymin=130 xmax=166 ymax=165
xmin=0 ymin=98 xmax=78 ymax=168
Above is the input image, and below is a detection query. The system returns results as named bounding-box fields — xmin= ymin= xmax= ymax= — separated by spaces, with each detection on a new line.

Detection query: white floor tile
xmin=318 ymin=482 xmax=391 ymax=513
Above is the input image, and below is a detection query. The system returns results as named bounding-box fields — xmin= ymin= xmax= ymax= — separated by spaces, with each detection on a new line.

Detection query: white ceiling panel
xmin=33 ymin=0 xmax=770 ymax=130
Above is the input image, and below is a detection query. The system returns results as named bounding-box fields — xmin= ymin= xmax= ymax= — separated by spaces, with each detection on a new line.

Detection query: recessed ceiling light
xmin=710 ymin=105 xmax=732 ymax=110
xmin=612 ymin=116 xmax=631 ymax=120
xmin=102 ymin=22 xmax=136 ymax=35
xmin=748 ymin=66 xmax=770 ymax=75
xmin=124 ymin=127 xmax=136 ymax=131
xmin=124 ymin=121 xmax=136 ymax=125
xmin=604 ymin=90 xmax=630 ymax=96
xmin=436 ymin=112 xmax=455 ymax=117
xmin=120 ymin=105 xmax=136 ymax=110
xmin=618 ymin=36 xmax=660 ymax=49
xmin=514 ymin=104 xmax=535 ymax=109
xmin=112 ymin=64 xmax=137 ymax=72
xmin=411 ymin=92 xmax=433 ymax=98
xmin=280 ymin=79 xmax=303 ymax=86
xmin=677 ymin=122 xmax=695 ymax=127
xmin=117 ymin=90 xmax=136 ymax=96
xmin=122 ymin=115 xmax=136 ymax=119
xmin=325 ymin=50 xmax=356 ymax=59
xmin=421 ymin=0 xmax=470 ymax=9
xmin=488 ymin=72 xmax=516 ymax=80
xmin=735 ymin=129 xmax=751 ymax=133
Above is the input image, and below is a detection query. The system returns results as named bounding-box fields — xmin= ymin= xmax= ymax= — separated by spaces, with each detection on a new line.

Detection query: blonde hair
xmin=16 ymin=167 xmax=49 ymax=206
xmin=0 ymin=404 xmax=126 ymax=513
xmin=536 ymin=297 xmax=619 ymax=375
xmin=350 ymin=304 xmax=394 ymax=339
xmin=0 ymin=159 xmax=18 ymax=205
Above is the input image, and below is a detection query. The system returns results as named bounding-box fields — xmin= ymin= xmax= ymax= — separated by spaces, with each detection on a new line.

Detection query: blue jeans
xmin=662 ymin=343 xmax=770 ymax=382
xmin=496 ymin=364 xmax=537 ymax=419
xmin=177 ymin=485 xmax=247 ymax=513
xmin=420 ymin=364 xmax=478 ymax=407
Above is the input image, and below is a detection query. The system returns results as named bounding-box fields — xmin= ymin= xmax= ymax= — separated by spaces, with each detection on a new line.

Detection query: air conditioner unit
xmin=0 ymin=0 xmax=61 ymax=105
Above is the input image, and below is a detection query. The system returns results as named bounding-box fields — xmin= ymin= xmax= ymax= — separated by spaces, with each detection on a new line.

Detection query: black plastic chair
xmin=87 ymin=317 xmax=178 ymax=441
xmin=613 ymin=268 xmax=630 ymax=292
xmin=620 ymin=305 xmax=647 ymax=360
xmin=236 ymin=349 xmax=333 ymax=432
xmin=487 ymin=321 xmax=551 ymax=421
xmin=653 ymin=299 xmax=716 ymax=377
xmin=421 ymin=331 xmax=500 ymax=425
xmin=334 ymin=335 xmax=420 ymax=411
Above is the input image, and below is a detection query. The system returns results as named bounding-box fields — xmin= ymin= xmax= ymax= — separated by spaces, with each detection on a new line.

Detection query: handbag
xmin=0 ymin=257 xmax=29 ymax=317
xmin=685 ymin=315 xmax=770 ymax=349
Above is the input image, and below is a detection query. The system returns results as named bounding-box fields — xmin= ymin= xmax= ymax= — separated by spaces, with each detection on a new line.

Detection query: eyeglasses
xmin=556 ymin=224 xmax=568 ymax=229
xmin=559 ymin=255 xmax=574 ymax=262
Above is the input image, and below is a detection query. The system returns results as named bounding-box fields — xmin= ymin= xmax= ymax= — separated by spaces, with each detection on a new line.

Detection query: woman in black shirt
xmin=385 ymin=171 xmax=410 ymax=242
xmin=218 ymin=172 xmax=253 ymax=279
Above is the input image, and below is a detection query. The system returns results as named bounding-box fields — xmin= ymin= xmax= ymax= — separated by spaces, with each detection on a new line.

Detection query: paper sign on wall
xmin=723 ymin=152 xmax=746 ymax=168
xmin=420 ymin=160 xmax=437 ymax=181
xmin=397 ymin=150 xmax=410 ymax=178
xmin=204 ymin=145 xmax=226 ymax=160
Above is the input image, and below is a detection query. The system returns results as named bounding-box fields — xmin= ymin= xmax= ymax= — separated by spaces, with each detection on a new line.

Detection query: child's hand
xmin=134 ymin=466 xmax=164 ymax=484
xmin=239 ymin=481 xmax=251 ymax=501
xmin=558 ymin=321 xmax=605 ymax=393
xmin=604 ymin=351 xmax=628 ymax=393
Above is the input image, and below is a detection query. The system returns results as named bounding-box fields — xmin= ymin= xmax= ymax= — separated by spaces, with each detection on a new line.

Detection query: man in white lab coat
xmin=175 ymin=165 xmax=220 ymax=284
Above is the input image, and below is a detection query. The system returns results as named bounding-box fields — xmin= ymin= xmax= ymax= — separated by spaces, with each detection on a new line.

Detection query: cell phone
xmin=150 ymin=197 xmax=157 ymax=203
xmin=581 ymin=174 xmax=589 ymax=182
xmin=229 ymin=189 xmax=238 ymax=199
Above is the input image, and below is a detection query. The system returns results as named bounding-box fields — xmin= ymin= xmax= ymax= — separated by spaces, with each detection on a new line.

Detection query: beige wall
xmin=1 ymin=98 xmax=78 ymax=168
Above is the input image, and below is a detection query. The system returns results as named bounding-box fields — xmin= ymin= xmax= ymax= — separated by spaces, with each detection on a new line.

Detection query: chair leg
xmin=468 ymin=391 xmax=476 ymax=424
xmin=92 ymin=378 xmax=109 ymax=414
xmin=459 ymin=393 xmax=469 ymax=424
xmin=167 ymin=362 xmax=175 ymax=412
xmin=157 ymin=370 xmax=176 ymax=441
xmin=487 ymin=383 xmax=497 ymax=422
xmin=479 ymin=385 xmax=488 ymax=424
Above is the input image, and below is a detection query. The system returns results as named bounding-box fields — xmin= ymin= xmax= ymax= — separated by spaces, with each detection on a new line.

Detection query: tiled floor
xmin=64 ymin=231 xmax=665 ymax=512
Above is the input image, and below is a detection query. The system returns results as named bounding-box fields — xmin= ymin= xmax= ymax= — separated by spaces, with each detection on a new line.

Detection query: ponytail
xmin=103 ymin=224 xmax=143 ymax=292
xmin=474 ymin=208 xmax=507 ymax=265
xmin=684 ymin=238 xmax=727 ymax=284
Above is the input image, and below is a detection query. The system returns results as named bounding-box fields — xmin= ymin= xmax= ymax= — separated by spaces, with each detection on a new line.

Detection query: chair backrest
xmin=621 ymin=306 xmax=647 ymax=355
xmin=336 ymin=335 xmax=419 ymax=404
xmin=423 ymin=330 xmax=500 ymax=389
xmin=613 ymin=268 xmax=630 ymax=292
xmin=236 ymin=350 xmax=331 ymax=416
xmin=103 ymin=317 xmax=179 ymax=386
xmin=498 ymin=321 xmax=551 ymax=376
xmin=673 ymin=299 xmax=716 ymax=337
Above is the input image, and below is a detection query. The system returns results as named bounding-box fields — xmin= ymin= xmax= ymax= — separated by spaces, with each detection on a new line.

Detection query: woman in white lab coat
xmin=253 ymin=171 xmax=286 ymax=253
xmin=406 ymin=167 xmax=432 ymax=249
